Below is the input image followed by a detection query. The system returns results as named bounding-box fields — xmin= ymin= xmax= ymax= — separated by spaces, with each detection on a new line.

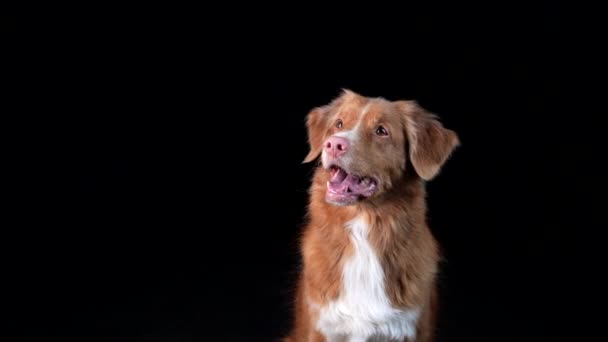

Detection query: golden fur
xmin=287 ymin=90 xmax=459 ymax=341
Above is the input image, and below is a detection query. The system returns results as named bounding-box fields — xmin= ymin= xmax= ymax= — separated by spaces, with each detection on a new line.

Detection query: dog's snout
xmin=325 ymin=136 xmax=350 ymax=159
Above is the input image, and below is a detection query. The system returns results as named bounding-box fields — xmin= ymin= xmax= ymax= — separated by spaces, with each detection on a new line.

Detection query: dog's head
xmin=303 ymin=90 xmax=460 ymax=206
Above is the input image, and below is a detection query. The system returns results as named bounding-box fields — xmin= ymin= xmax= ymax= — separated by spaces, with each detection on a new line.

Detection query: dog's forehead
xmin=338 ymin=97 xmax=393 ymax=121
xmin=342 ymin=98 xmax=397 ymax=124
xmin=337 ymin=97 xmax=368 ymax=119
xmin=362 ymin=101 xmax=392 ymax=122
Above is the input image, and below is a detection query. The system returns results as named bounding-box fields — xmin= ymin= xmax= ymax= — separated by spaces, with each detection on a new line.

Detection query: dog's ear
xmin=303 ymin=105 xmax=332 ymax=163
xmin=398 ymin=101 xmax=460 ymax=180
xmin=302 ymin=90 xmax=354 ymax=163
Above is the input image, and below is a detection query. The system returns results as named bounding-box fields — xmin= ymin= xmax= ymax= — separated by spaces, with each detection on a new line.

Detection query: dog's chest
xmin=315 ymin=216 xmax=420 ymax=341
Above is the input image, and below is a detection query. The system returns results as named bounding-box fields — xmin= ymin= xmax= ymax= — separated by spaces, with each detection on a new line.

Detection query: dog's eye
xmin=376 ymin=126 xmax=388 ymax=136
xmin=336 ymin=119 xmax=343 ymax=129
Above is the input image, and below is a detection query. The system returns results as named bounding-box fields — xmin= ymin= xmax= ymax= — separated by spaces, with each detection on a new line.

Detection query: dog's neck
xmin=308 ymin=167 xmax=439 ymax=308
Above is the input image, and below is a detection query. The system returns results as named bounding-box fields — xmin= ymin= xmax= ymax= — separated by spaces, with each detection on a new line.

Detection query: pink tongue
xmin=328 ymin=169 xmax=375 ymax=197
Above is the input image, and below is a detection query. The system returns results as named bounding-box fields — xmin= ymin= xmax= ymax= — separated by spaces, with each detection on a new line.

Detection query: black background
xmin=7 ymin=3 xmax=602 ymax=341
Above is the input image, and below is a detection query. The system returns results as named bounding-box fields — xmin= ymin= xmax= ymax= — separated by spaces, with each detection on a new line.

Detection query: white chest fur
xmin=315 ymin=216 xmax=420 ymax=342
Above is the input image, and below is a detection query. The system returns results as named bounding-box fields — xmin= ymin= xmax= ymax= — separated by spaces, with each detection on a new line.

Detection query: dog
xmin=285 ymin=90 xmax=460 ymax=342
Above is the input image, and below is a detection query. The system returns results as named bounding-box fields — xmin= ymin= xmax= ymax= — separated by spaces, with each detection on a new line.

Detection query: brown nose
xmin=324 ymin=136 xmax=350 ymax=159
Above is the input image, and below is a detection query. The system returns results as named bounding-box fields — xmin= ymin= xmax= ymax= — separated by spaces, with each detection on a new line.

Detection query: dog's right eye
xmin=336 ymin=119 xmax=343 ymax=129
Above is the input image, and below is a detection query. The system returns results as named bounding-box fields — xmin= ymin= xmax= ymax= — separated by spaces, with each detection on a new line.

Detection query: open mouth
xmin=326 ymin=165 xmax=378 ymax=205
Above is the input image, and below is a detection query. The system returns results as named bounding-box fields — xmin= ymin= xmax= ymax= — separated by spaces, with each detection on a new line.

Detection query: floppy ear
xmin=399 ymin=101 xmax=460 ymax=180
xmin=302 ymin=105 xmax=334 ymax=163
xmin=302 ymin=90 xmax=355 ymax=163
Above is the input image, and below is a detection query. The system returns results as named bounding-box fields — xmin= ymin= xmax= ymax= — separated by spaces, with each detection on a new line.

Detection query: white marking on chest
xmin=315 ymin=216 xmax=420 ymax=341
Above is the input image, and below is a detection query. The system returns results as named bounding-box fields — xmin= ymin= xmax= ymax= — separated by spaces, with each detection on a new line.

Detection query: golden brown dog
xmin=286 ymin=90 xmax=459 ymax=342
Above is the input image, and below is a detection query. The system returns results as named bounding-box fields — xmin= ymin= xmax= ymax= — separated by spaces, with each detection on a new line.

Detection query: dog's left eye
xmin=376 ymin=126 xmax=389 ymax=136
xmin=336 ymin=119 xmax=343 ymax=129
